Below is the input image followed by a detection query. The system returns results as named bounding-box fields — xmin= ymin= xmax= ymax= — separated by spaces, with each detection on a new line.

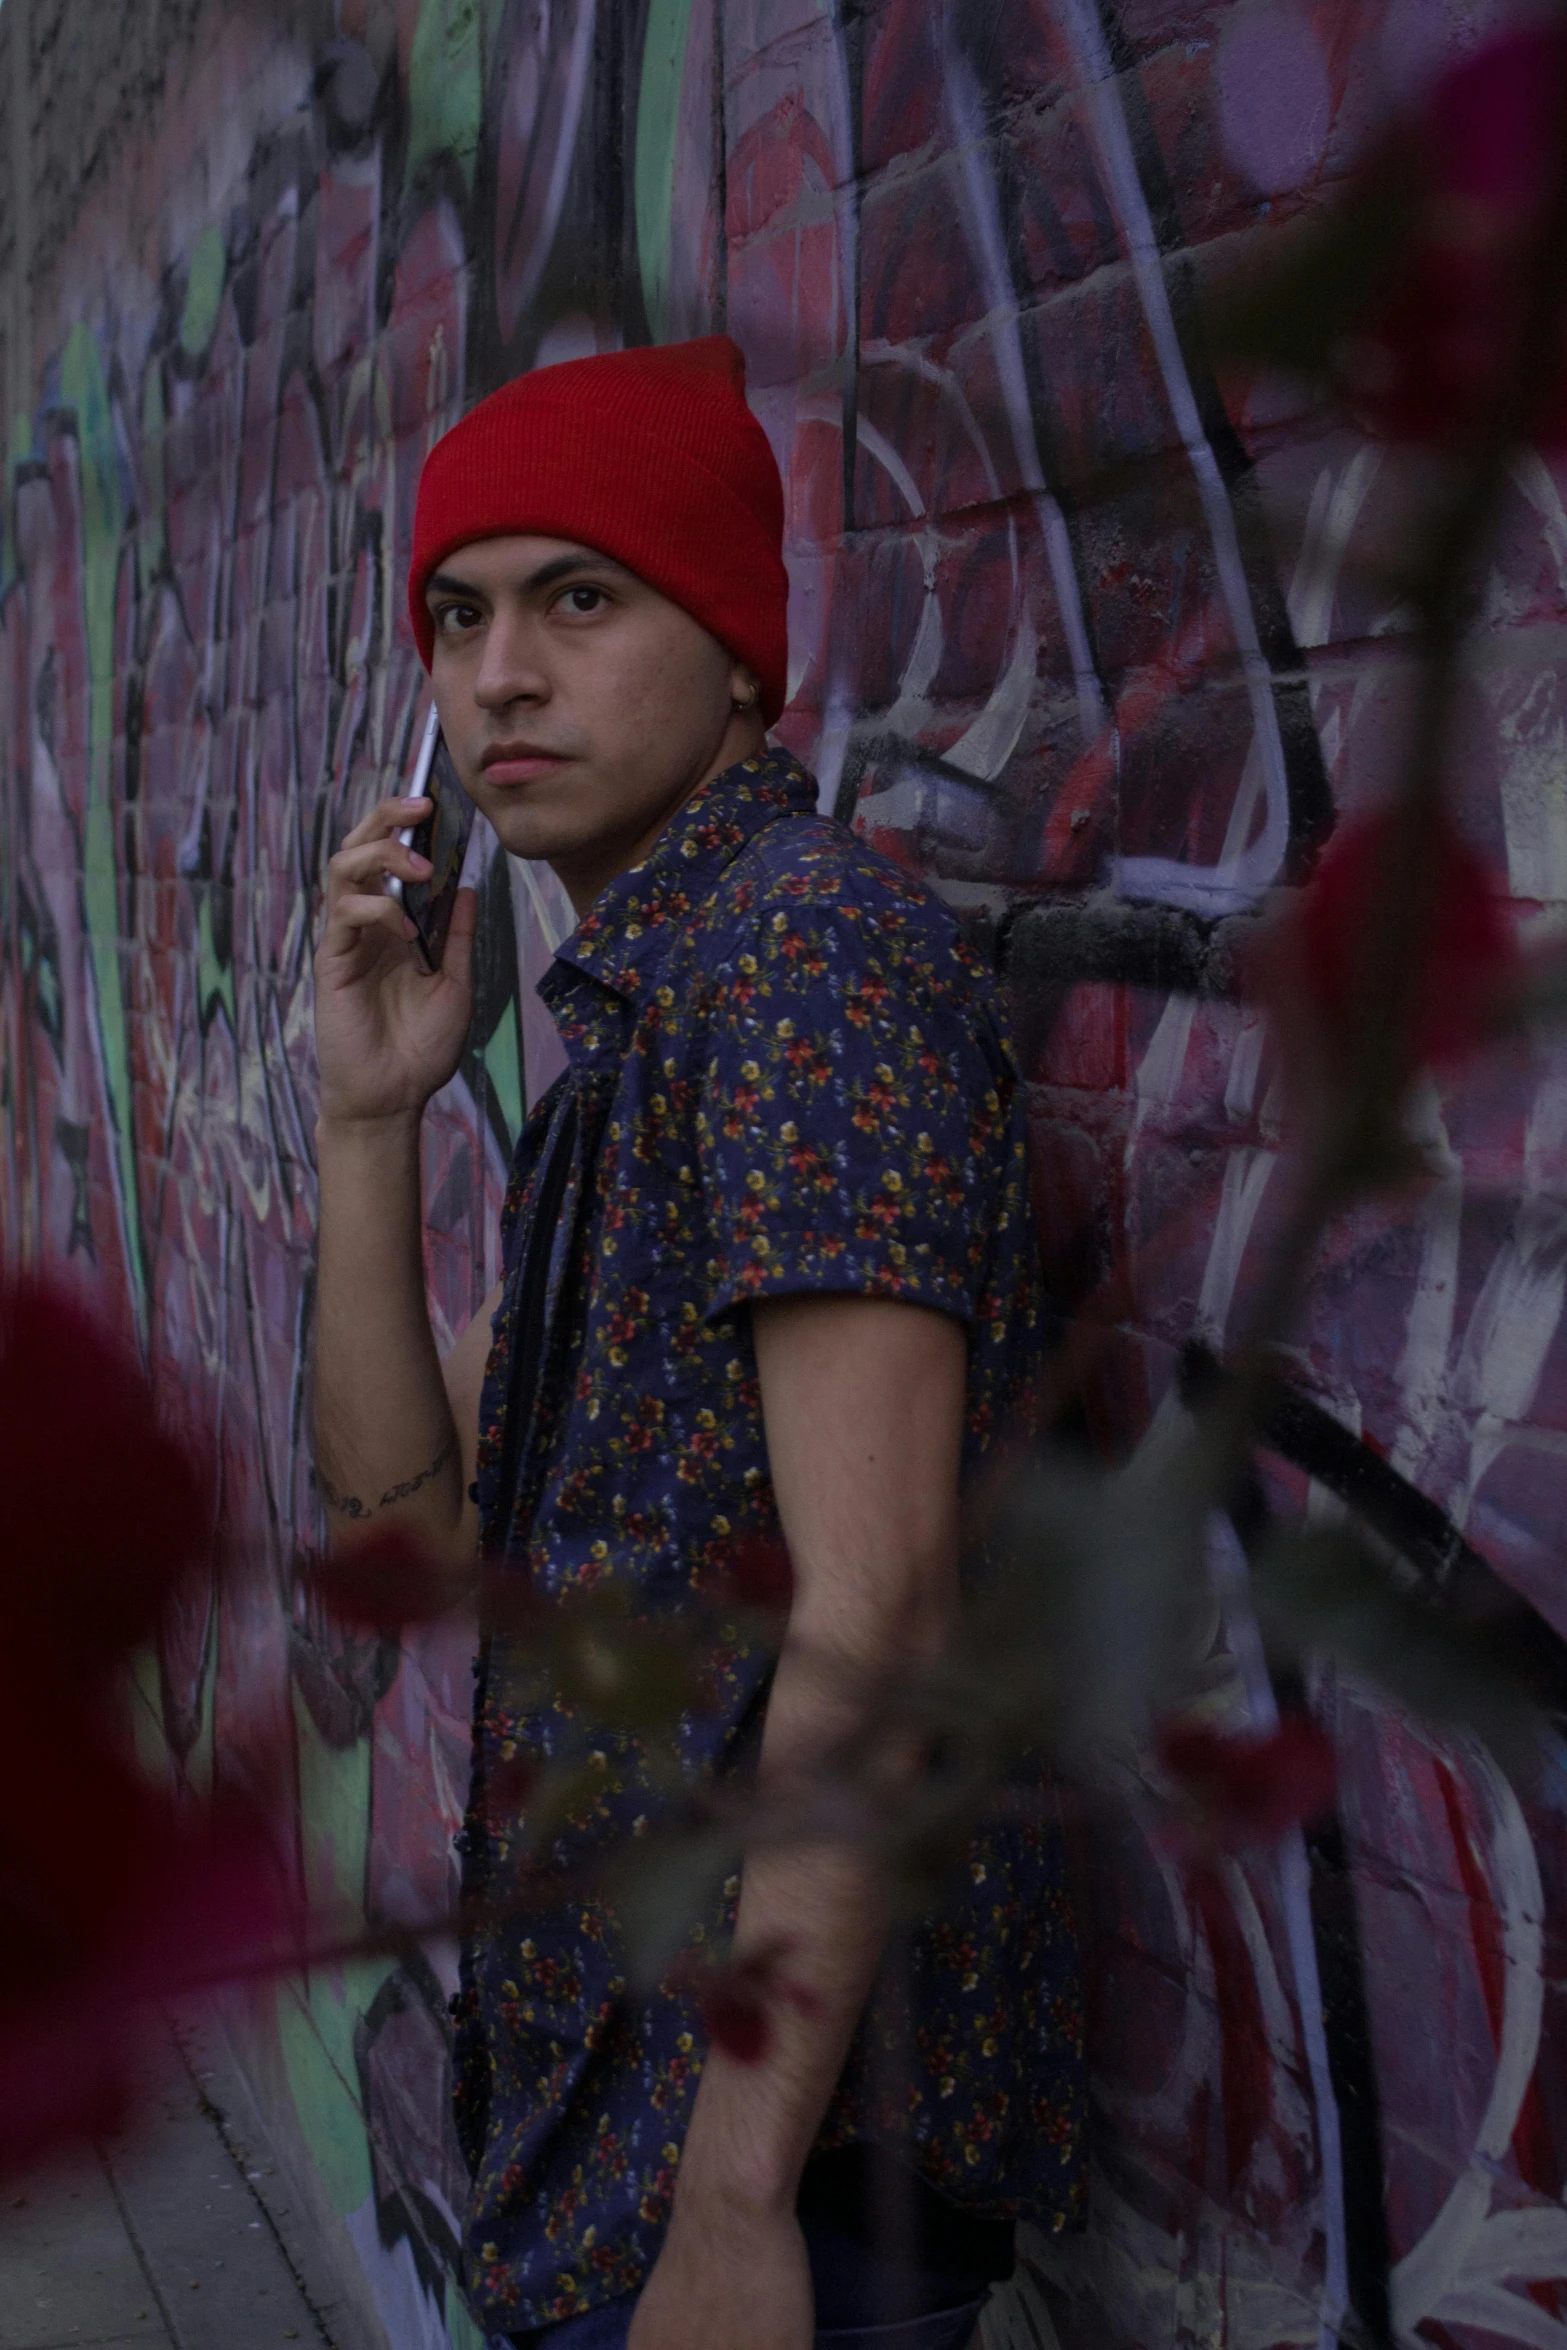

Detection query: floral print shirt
xmin=452 ymin=748 xmax=1086 ymax=2331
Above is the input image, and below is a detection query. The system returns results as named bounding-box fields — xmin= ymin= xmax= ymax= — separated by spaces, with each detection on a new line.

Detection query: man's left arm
xmin=629 ymin=1291 xmax=968 ymax=2350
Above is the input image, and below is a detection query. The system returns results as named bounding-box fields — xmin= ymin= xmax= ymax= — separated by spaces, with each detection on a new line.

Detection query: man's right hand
xmin=314 ymin=793 xmax=479 ymax=1127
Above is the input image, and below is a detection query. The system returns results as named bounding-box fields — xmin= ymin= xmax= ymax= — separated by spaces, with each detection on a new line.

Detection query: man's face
xmin=425 ymin=534 xmax=763 ymax=909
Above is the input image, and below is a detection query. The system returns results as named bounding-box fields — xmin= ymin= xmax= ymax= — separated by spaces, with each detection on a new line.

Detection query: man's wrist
xmin=670 ymin=2117 xmax=804 ymax=2229
xmin=316 ymin=1106 xmax=424 ymax=1152
xmin=669 ymin=2166 xmax=801 ymax=2235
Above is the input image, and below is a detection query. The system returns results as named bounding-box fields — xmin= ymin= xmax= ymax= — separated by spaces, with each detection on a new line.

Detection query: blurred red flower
xmin=677 ymin=1940 xmax=820 ymax=2066
xmin=704 ymin=1533 xmax=795 ymax=1614
xmin=484 ymin=1748 xmax=540 ymax=1827
xmin=1293 ymin=806 xmax=1516 ymax=1069
xmin=0 ymin=1279 xmax=301 ymax=2175
xmin=0 ymin=1770 xmax=298 ymax=2173
xmin=700 ymin=1966 xmax=773 ymax=2064
xmin=0 ymin=1282 xmax=208 ymax=1666
xmin=1157 ymin=1715 xmax=1338 ymax=1851
xmin=310 ymin=1522 xmax=476 ymax=1632
xmin=1345 ymin=25 xmax=1567 ymax=445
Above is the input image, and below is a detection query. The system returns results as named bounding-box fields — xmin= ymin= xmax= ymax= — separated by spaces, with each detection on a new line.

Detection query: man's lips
xmin=479 ymin=745 xmax=572 ymax=784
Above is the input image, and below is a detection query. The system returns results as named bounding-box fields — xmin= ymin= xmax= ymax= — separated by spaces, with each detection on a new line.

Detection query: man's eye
xmin=436 ymin=603 xmax=482 ymax=634
xmin=559 ymin=585 xmax=607 ymax=617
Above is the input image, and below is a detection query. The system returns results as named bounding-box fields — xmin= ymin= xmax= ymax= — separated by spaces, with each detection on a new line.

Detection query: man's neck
xmin=549 ymin=710 xmax=769 ymax=916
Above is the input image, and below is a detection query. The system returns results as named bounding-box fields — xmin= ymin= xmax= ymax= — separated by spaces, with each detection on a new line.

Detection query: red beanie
xmin=409 ymin=336 xmax=790 ymax=724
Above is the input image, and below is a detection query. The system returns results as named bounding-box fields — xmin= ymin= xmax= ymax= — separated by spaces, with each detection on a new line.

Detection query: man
xmin=311 ymin=337 xmax=1083 ymax=2350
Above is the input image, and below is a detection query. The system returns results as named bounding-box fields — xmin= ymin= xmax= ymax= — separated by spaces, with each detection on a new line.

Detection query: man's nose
xmin=474 ymin=614 xmax=551 ymax=711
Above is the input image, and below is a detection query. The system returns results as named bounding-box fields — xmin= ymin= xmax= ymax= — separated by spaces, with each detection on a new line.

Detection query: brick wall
xmin=4 ymin=1 xmax=1565 ymax=2344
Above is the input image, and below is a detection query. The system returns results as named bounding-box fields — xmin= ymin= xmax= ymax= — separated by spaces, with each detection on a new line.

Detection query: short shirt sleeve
xmin=696 ymin=863 xmax=1018 ymax=1323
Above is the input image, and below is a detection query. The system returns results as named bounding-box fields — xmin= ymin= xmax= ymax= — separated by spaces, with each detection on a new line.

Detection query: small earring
xmin=733 ymin=683 xmax=759 ymax=713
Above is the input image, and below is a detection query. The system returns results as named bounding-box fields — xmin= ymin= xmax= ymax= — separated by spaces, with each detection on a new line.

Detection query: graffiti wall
xmin=4 ymin=0 xmax=1567 ymax=2342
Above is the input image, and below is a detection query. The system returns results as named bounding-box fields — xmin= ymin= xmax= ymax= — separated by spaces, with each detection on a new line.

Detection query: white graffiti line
xmin=1193 ymin=1143 xmax=1276 ymax=1347
xmin=1461 ymin=2209 xmax=1567 ymax=2287
xmin=811 ymin=683 xmax=855 ymax=817
xmin=819 ymin=365 xmax=1037 ymax=792
xmin=1124 ymin=992 xmax=1195 ymax=1188
xmin=1134 ymin=993 xmax=1197 ymax=1113
xmin=1388 ymin=1078 xmax=1463 ymax=1491
xmin=861 ymin=338 xmax=1006 ymax=504
xmin=1053 ymin=0 xmax=1293 ymax=913
xmin=344 ymin=2197 xmax=458 ymax=2350
xmin=1455 ymin=1079 xmax=1567 ymax=1506
xmin=938 ymin=33 xmax=1106 ymax=746
xmin=1391 ymin=1742 xmax=1546 ymax=2345
xmin=799 ymin=401 xmax=949 ymax=752
xmin=1512 ymin=449 xmax=1567 ymax=585
xmin=852 ymin=411 xmax=927 ymax=520
xmin=1288 ymin=446 xmax=1382 ymax=653
xmin=502 ymin=0 xmax=600 ymax=329
xmin=1117 ymin=665 xmax=1287 ymax=914
xmin=1435 ymin=2287 xmax=1567 ymax=2350
xmin=947 ymin=615 xmax=1039 ymax=783
xmin=1207 ymin=1515 xmax=1350 ymax=2350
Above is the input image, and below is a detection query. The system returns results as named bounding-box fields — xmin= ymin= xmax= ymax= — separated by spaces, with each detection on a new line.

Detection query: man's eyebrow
xmin=426 ymin=570 xmax=485 ymax=603
xmin=424 ymin=551 xmax=628 ymax=606
xmin=523 ymin=550 xmax=629 ymax=593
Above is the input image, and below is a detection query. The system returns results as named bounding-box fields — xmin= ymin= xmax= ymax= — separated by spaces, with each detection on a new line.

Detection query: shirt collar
xmin=543 ymin=745 xmax=817 ymax=1005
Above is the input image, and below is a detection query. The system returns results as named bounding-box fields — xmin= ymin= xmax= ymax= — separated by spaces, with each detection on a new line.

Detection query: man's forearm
xmin=312 ymin=1113 xmax=465 ymax=1543
xmin=671 ymin=1631 xmax=904 ymax=2221
xmin=628 ymin=1296 xmax=967 ymax=2350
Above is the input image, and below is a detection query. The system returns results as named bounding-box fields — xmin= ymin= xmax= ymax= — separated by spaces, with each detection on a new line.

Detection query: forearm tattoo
xmin=378 ymin=1438 xmax=455 ymax=1506
xmin=317 ymin=1468 xmax=370 ymax=1520
xmin=317 ymin=1437 xmax=454 ymax=1520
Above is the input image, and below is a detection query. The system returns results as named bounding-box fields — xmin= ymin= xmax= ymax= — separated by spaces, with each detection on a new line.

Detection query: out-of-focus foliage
xmin=10 ymin=6 xmax=1567 ymax=2171
xmin=0 ymin=1283 xmax=302 ymax=2175
xmin=1213 ymin=23 xmax=1567 ymax=448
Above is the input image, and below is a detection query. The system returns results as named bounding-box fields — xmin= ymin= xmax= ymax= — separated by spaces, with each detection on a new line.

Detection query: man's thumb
xmin=441 ymin=886 xmax=480 ymax=983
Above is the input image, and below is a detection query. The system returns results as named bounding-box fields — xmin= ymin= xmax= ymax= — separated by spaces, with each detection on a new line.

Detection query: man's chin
xmin=482 ymin=808 xmax=595 ymax=866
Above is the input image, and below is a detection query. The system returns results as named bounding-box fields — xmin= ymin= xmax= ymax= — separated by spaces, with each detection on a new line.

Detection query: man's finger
xmin=327 ymin=836 xmax=434 ymax=901
xmin=338 ymin=793 xmax=432 ymax=856
xmin=321 ymin=893 xmax=418 ymax=954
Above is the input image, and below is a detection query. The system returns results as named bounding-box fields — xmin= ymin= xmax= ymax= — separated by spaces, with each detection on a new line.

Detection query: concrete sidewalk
xmin=0 ymin=2028 xmax=332 ymax=2350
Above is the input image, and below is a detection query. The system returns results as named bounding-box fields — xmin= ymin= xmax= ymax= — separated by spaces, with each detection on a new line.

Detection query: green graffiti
xmin=59 ymin=324 xmax=147 ymax=1327
xmin=407 ymin=0 xmax=483 ymax=195
xmin=635 ymin=0 xmax=696 ymax=342
xmin=197 ymin=895 xmax=236 ymax=1032
xmin=139 ymin=363 xmax=166 ymax=584
xmin=277 ymin=1965 xmax=385 ymax=2217
xmin=34 ymin=939 xmax=60 ymax=1042
xmin=446 ymin=2290 xmax=490 ymax=2350
xmin=179 ymin=224 xmax=227 ymax=359
xmin=483 ymin=994 xmax=524 ymax=1147
xmin=278 ymin=1686 xmax=392 ymax=2216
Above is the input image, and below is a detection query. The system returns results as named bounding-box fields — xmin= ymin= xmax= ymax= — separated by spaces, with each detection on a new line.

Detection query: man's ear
xmin=729 ymin=664 xmax=762 ymax=714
